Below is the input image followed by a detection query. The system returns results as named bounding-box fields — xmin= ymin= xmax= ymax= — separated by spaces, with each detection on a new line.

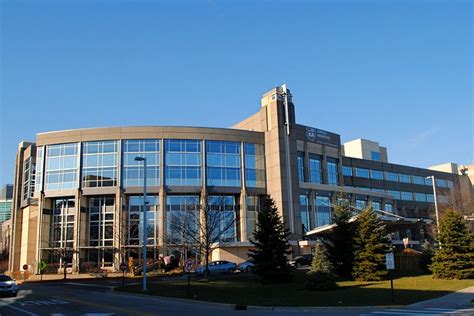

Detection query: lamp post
xmin=426 ymin=176 xmax=440 ymax=235
xmin=135 ymin=156 xmax=147 ymax=291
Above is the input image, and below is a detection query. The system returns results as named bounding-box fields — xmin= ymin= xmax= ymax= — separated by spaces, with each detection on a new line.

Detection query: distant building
xmin=0 ymin=185 xmax=13 ymax=252
xmin=342 ymin=139 xmax=388 ymax=163
xmin=429 ymin=162 xmax=459 ymax=175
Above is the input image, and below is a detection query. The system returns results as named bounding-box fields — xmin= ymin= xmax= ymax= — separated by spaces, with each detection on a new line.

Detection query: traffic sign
xmin=385 ymin=252 xmax=395 ymax=270
xmin=119 ymin=262 xmax=127 ymax=272
xmin=39 ymin=260 xmax=48 ymax=271
xmin=184 ymin=259 xmax=195 ymax=273
xmin=23 ymin=264 xmax=29 ymax=271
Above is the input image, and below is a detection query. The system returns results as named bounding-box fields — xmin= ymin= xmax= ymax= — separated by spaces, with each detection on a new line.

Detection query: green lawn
xmin=116 ymin=271 xmax=474 ymax=307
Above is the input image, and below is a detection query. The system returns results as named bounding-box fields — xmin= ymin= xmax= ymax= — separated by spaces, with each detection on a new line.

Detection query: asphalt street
xmin=0 ymin=279 xmax=473 ymax=316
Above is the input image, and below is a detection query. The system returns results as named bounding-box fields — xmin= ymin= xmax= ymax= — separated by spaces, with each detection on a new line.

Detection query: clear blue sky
xmin=1 ymin=0 xmax=472 ymax=186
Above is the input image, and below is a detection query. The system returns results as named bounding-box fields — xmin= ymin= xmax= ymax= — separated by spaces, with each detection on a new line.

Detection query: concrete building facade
xmin=8 ymin=85 xmax=473 ymax=274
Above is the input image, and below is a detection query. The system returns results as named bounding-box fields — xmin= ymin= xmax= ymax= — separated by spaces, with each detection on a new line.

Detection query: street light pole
xmin=427 ymin=175 xmax=440 ymax=235
xmin=135 ymin=157 xmax=147 ymax=291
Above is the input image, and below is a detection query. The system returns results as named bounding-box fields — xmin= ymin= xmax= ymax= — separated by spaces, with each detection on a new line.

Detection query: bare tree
xmin=117 ymin=201 xmax=160 ymax=275
xmin=166 ymin=193 xmax=239 ymax=276
xmin=42 ymin=223 xmax=76 ymax=280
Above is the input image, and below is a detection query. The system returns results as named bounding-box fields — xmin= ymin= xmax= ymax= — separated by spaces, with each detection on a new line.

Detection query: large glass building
xmin=8 ymin=85 xmax=472 ymax=274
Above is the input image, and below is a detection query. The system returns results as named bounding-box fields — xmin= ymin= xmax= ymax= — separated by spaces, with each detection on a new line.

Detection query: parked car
xmin=289 ymin=254 xmax=313 ymax=268
xmin=195 ymin=260 xmax=237 ymax=275
xmin=237 ymin=260 xmax=255 ymax=272
xmin=0 ymin=275 xmax=18 ymax=297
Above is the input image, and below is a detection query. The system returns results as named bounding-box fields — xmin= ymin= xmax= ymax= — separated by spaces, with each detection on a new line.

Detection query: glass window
xmin=447 ymin=180 xmax=454 ymax=189
xmin=385 ymin=172 xmax=399 ymax=182
xmin=371 ymin=151 xmax=381 ymax=161
xmin=342 ymin=166 xmax=352 ymax=176
xmin=436 ymin=179 xmax=448 ymax=188
xmin=126 ymin=195 xmax=159 ymax=245
xmin=297 ymin=152 xmax=305 ymax=182
xmin=209 ymin=195 xmax=237 ymax=242
xmin=308 ymin=154 xmax=322 ymax=184
xmin=426 ymin=194 xmax=435 ymax=203
xmin=50 ymin=198 xmax=75 ymax=248
xmin=399 ymin=174 xmax=411 ymax=183
xmin=23 ymin=157 xmax=35 ymax=200
xmin=315 ymin=195 xmax=331 ymax=227
xmin=384 ymin=203 xmax=393 ymax=213
xmin=82 ymin=141 xmax=118 ymax=188
xmin=45 ymin=143 xmax=79 ymax=190
xmin=355 ymin=199 xmax=367 ymax=210
xmin=401 ymin=191 xmax=413 ymax=201
xmin=166 ymin=140 xmax=202 ymax=186
xmin=370 ymin=170 xmax=384 ymax=180
xmin=412 ymin=176 xmax=425 ymax=185
xmin=425 ymin=177 xmax=433 ymax=186
xmin=166 ymin=195 xmax=200 ymax=245
xmin=371 ymin=201 xmax=381 ymax=210
xmin=206 ymin=141 xmax=241 ymax=187
xmin=35 ymin=146 xmax=44 ymax=193
xmin=415 ymin=193 xmax=427 ymax=202
xmin=388 ymin=190 xmax=401 ymax=200
xmin=327 ymin=158 xmax=339 ymax=185
xmin=355 ymin=168 xmax=369 ymax=178
xmin=88 ymin=196 xmax=115 ymax=247
xmin=123 ymin=140 xmax=160 ymax=187
xmin=300 ymin=194 xmax=310 ymax=232
xmin=244 ymin=144 xmax=265 ymax=188
xmin=246 ymin=196 xmax=260 ymax=240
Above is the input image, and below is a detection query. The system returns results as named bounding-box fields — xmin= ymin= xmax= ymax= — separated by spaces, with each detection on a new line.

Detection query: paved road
xmin=0 ymin=280 xmax=473 ymax=316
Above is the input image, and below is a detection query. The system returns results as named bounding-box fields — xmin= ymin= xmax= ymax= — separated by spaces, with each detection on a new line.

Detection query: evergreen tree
xmin=352 ymin=208 xmax=391 ymax=281
xmin=431 ymin=209 xmax=474 ymax=279
xmin=305 ymin=243 xmax=337 ymax=290
xmin=249 ymin=195 xmax=292 ymax=283
xmin=419 ymin=239 xmax=434 ymax=273
xmin=324 ymin=198 xmax=356 ymax=279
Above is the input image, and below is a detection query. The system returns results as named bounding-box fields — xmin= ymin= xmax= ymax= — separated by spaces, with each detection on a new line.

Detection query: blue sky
xmin=0 ymin=0 xmax=472 ymax=186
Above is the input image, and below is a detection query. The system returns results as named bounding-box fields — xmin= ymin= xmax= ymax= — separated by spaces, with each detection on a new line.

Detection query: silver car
xmin=237 ymin=260 xmax=255 ymax=272
xmin=195 ymin=260 xmax=237 ymax=275
xmin=0 ymin=275 xmax=18 ymax=297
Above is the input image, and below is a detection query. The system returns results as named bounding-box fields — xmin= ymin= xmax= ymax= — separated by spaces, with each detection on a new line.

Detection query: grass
xmin=116 ymin=271 xmax=474 ymax=307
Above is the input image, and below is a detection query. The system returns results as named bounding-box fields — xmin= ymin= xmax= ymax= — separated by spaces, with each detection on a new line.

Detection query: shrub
xmin=305 ymin=244 xmax=337 ymax=290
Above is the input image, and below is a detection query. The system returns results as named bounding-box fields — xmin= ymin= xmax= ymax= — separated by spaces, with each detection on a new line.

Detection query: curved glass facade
xmin=35 ymin=139 xmax=264 ymax=192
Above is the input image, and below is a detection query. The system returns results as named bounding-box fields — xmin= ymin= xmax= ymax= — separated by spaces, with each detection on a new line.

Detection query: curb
xmin=111 ymin=287 xmax=404 ymax=311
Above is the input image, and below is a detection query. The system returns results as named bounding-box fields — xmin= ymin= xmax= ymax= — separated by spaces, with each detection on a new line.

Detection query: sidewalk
xmin=20 ymin=272 xmax=127 ymax=283
xmin=408 ymin=286 xmax=474 ymax=310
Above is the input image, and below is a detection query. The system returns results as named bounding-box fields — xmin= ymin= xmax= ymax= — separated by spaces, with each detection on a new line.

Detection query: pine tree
xmin=305 ymin=243 xmax=337 ymax=290
xmin=324 ymin=199 xmax=356 ymax=279
xmin=431 ymin=209 xmax=474 ymax=279
xmin=249 ymin=195 xmax=292 ymax=283
xmin=419 ymin=239 xmax=434 ymax=273
xmin=352 ymin=208 xmax=391 ymax=281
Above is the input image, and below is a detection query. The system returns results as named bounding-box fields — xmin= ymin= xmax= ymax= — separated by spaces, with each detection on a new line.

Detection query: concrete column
xmin=72 ymin=190 xmax=81 ymax=273
xmin=113 ymin=190 xmax=122 ymax=271
xmin=309 ymin=190 xmax=316 ymax=230
xmin=321 ymin=146 xmax=328 ymax=184
xmin=158 ymin=188 xmax=166 ymax=252
xmin=34 ymin=193 xmax=44 ymax=274
xmin=240 ymin=191 xmax=247 ymax=242
xmin=303 ymin=143 xmax=310 ymax=183
xmin=240 ymin=142 xmax=247 ymax=242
